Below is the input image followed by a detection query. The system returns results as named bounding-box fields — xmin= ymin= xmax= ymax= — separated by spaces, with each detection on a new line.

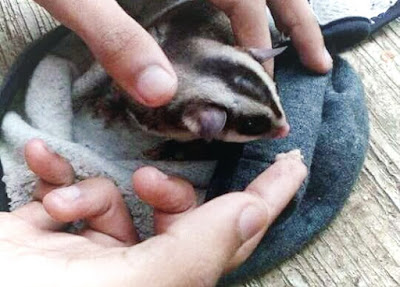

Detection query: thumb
xmin=35 ymin=0 xmax=177 ymax=107
xmin=127 ymin=193 xmax=269 ymax=287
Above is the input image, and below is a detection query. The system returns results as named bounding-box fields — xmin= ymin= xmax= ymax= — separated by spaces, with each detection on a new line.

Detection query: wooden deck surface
xmin=1 ymin=1 xmax=399 ymax=286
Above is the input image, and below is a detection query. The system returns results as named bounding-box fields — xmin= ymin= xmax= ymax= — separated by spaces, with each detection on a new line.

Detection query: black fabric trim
xmin=371 ymin=0 xmax=400 ymax=32
xmin=0 ymin=160 xmax=9 ymax=212
xmin=0 ymin=25 xmax=71 ymax=121
xmin=275 ymin=17 xmax=371 ymax=57
xmin=321 ymin=17 xmax=371 ymax=54
xmin=205 ymin=143 xmax=244 ymax=201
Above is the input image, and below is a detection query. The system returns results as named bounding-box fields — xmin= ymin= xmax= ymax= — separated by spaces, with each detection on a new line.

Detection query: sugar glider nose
xmin=272 ymin=123 xmax=290 ymax=139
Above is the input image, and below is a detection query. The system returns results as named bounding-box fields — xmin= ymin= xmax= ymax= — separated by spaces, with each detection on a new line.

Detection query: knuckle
xmin=95 ymin=26 xmax=142 ymax=65
xmin=282 ymin=158 xmax=308 ymax=179
xmin=98 ymin=177 xmax=118 ymax=190
xmin=298 ymin=161 xmax=308 ymax=178
xmin=85 ymin=177 xmax=118 ymax=195
xmin=226 ymin=192 xmax=265 ymax=208
xmin=281 ymin=10 xmax=303 ymax=33
xmin=269 ymin=0 xmax=320 ymax=34
xmin=225 ymin=192 xmax=271 ymax=229
xmin=214 ymin=0 xmax=262 ymax=16
xmin=162 ymin=234 xmax=220 ymax=287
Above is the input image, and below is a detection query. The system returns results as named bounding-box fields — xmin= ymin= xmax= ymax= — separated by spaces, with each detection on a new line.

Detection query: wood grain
xmin=1 ymin=1 xmax=399 ymax=286
xmin=0 ymin=0 xmax=57 ymax=74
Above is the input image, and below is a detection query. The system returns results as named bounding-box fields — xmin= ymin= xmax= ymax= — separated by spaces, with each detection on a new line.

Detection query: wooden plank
xmin=0 ymin=0 xmax=57 ymax=75
xmin=1 ymin=1 xmax=399 ymax=286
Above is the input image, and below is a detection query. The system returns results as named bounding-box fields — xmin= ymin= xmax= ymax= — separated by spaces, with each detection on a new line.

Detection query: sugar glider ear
xmin=245 ymin=46 xmax=287 ymax=63
xmin=183 ymin=106 xmax=227 ymax=140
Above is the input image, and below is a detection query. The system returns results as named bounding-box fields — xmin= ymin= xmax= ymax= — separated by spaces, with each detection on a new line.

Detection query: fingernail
xmin=275 ymin=149 xmax=304 ymax=162
xmin=43 ymin=144 xmax=56 ymax=155
xmin=53 ymin=186 xmax=80 ymax=202
xmin=154 ymin=168 xmax=169 ymax=180
xmin=324 ymin=47 xmax=333 ymax=67
xmin=239 ymin=204 xmax=268 ymax=242
xmin=136 ymin=65 xmax=176 ymax=105
xmin=34 ymin=138 xmax=55 ymax=154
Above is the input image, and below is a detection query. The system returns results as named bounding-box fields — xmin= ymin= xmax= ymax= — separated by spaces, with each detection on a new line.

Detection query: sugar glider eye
xmin=236 ymin=115 xmax=272 ymax=135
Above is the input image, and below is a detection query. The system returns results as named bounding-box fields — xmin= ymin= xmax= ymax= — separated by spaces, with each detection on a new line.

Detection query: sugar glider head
xmin=125 ymin=38 xmax=289 ymax=142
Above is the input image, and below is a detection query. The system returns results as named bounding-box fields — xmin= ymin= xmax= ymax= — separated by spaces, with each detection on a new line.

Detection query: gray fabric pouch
xmin=210 ymin=56 xmax=369 ymax=284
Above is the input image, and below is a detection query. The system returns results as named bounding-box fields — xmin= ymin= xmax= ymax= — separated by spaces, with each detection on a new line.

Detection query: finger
xmin=25 ymin=139 xmax=74 ymax=187
xmin=244 ymin=149 xmax=307 ymax=226
xmin=267 ymin=0 xmax=333 ymax=73
xmin=133 ymin=167 xmax=196 ymax=213
xmin=223 ymin=150 xmax=307 ymax=269
xmin=33 ymin=180 xmax=61 ymax=202
xmin=35 ymin=0 xmax=177 ymax=107
xmin=209 ymin=0 xmax=274 ymax=75
xmin=43 ymin=178 xmax=138 ymax=245
xmin=120 ymin=192 xmax=269 ymax=286
xmin=132 ymin=167 xmax=197 ymax=234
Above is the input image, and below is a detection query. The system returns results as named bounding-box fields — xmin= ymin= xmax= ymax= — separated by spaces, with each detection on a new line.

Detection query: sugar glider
xmin=123 ymin=1 xmax=290 ymax=142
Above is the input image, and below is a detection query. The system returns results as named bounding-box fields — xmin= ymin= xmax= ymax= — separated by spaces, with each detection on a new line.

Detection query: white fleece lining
xmin=309 ymin=0 xmax=397 ymax=25
xmin=0 ymin=55 xmax=214 ymax=239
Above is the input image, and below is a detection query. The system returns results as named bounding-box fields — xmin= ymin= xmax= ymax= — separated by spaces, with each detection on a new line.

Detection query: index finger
xmin=209 ymin=0 xmax=274 ymax=75
xmin=35 ymin=0 xmax=177 ymax=107
xmin=25 ymin=139 xmax=74 ymax=186
xmin=244 ymin=150 xmax=307 ymax=225
xmin=267 ymin=0 xmax=333 ymax=73
xmin=44 ymin=178 xmax=138 ymax=245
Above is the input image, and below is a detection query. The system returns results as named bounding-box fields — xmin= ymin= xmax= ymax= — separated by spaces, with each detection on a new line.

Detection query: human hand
xmin=34 ymin=0 xmax=331 ymax=106
xmin=209 ymin=0 xmax=333 ymax=75
xmin=0 ymin=139 xmax=306 ymax=286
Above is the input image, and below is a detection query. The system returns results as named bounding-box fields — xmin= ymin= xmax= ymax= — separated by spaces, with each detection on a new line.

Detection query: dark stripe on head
xmin=196 ymin=57 xmax=283 ymax=118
